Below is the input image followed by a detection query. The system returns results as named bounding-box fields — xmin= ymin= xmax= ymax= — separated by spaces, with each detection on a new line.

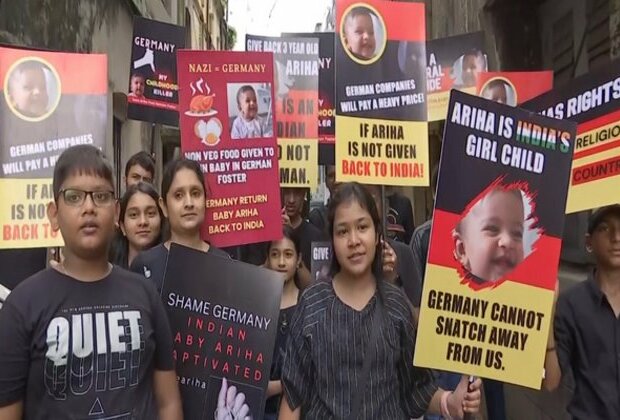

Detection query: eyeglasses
xmin=58 ymin=189 xmax=115 ymax=207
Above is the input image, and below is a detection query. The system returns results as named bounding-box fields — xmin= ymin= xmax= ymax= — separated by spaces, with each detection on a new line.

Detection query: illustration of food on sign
xmin=186 ymin=78 xmax=218 ymax=117
xmin=195 ymin=118 xmax=223 ymax=146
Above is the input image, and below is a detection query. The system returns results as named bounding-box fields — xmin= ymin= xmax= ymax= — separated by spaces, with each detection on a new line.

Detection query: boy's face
xmin=9 ymin=67 xmax=49 ymax=117
xmin=48 ymin=174 xmax=118 ymax=260
xmin=238 ymin=89 xmax=258 ymax=120
xmin=344 ymin=14 xmax=376 ymax=59
xmin=282 ymin=187 xmax=305 ymax=218
xmin=462 ymin=53 xmax=483 ymax=86
xmin=455 ymin=190 xmax=525 ymax=282
xmin=125 ymin=164 xmax=154 ymax=188
xmin=587 ymin=213 xmax=620 ymax=269
xmin=130 ymin=76 xmax=145 ymax=96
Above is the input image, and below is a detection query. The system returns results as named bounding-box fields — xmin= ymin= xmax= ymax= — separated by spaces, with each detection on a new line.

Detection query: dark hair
xmin=236 ymin=85 xmax=256 ymax=106
xmin=53 ymin=145 xmax=114 ymax=200
xmin=110 ymin=182 xmax=164 ymax=268
xmin=268 ymin=225 xmax=301 ymax=256
xmin=125 ymin=151 xmax=155 ymax=179
xmin=131 ymin=73 xmax=145 ymax=80
xmin=161 ymin=158 xmax=206 ymax=203
xmin=327 ymin=182 xmax=383 ymax=280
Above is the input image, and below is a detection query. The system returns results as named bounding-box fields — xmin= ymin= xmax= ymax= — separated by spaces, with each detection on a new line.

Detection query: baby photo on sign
xmin=340 ymin=4 xmax=386 ymax=63
xmin=452 ymin=178 xmax=541 ymax=288
xmin=227 ymin=83 xmax=273 ymax=140
xmin=4 ymin=58 xmax=61 ymax=121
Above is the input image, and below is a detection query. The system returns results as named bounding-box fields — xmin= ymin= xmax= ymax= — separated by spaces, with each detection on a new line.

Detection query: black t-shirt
xmin=388 ymin=192 xmax=415 ymax=244
xmin=390 ymin=239 xmax=420 ymax=308
xmin=0 ymin=248 xmax=47 ymax=290
xmin=265 ymin=303 xmax=298 ymax=415
xmin=0 ymin=267 xmax=174 ymax=419
xmin=130 ymin=243 xmax=230 ymax=294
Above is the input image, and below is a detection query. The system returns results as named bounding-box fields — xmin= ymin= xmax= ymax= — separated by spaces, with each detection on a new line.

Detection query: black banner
xmin=162 ymin=244 xmax=282 ymax=419
xmin=127 ymin=16 xmax=185 ymax=126
xmin=310 ymin=241 xmax=331 ymax=282
xmin=284 ymin=32 xmax=336 ymax=164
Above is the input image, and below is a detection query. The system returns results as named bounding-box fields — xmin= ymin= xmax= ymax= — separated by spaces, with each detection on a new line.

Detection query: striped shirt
xmin=282 ymin=281 xmax=437 ymax=419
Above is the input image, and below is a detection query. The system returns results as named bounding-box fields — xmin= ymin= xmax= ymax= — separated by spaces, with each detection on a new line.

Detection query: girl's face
xmin=162 ymin=168 xmax=206 ymax=234
xmin=267 ymin=237 xmax=299 ymax=283
xmin=121 ymin=192 xmax=161 ymax=251
xmin=332 ymin=199 xmax=378 ymax=278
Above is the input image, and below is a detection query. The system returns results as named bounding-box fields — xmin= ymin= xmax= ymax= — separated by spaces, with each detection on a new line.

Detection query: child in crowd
xmin=453 ymin=187 xmax=525 ymax=284
xmin=544 ymin=205 xmax=620 ymax=419
xmin=128 ymin=73 xmax=145 ymax=98
xmin=110 ymin=182 xmax=163 ymax=268
xmin=7 ymin=61 xmax=49 ymax=118
xmin=230 ymin=85 xmax=268 ymax=139
xmin=0 ymin=145 xmax=182 ymax=419
xmin=130 ymin=158 xmax=229 ymax=293
xmin=263 ymin=226 xmax=301 ymax=420
xmin=124 ymin=151 xmax=155 ymax=189
xmin=279 ymin=182 xmax=482 ymax=419
xmin=342 ymin=7 xmax=377 ymax=60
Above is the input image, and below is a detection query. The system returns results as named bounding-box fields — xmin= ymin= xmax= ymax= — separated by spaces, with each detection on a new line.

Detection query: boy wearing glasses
xmin=0 ymin=145 xmax=182 ymax=420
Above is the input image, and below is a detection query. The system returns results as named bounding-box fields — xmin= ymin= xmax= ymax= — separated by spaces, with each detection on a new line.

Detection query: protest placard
xmin=162 ymin=244 xmax=282 ymax=419
xmin=414 ymin=90 xmax=576 ymax=389
xmin=0 ymin=46 xmax=107 ymax=248
xmin=284 ymin=32 xmax=336 ymax=164
xmin=246 ymin=35 xmax=319 ymax=188
xmin=310 ymin=241 xmax=331 ymax=282
xmin=477 ymin=71 xmax=553 ymax=106
xmin=177 ymin=50 xmax=281 ymax=247
xmin=335 ymin=0 xmax=428 ymax=186
xmin=127 ymin=16 xmax=185 ymax=126
xmin=426 ymin=31 xmax=488 ymax=121
xmin=523 ymin=62 xmax=620 ymax=213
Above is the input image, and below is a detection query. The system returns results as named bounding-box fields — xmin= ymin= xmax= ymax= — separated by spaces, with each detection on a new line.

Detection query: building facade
xmin=0 ymin=0 xmax=229 ymax=191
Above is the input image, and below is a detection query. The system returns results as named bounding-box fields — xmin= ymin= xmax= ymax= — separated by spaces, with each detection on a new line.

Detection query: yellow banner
xmin=428 ymin=87 xmax=476 ymax=122
xmin=567 ymin=124 xmax=620 ymax=213
xmin=414 ymin=264 xmax=552 ymax=389
xmin=277 ymin=138 xmax=318 ymax=189
xmin=0 ymin=178 xmax=63 ymax=248
xmin=335 ymin=116 xmax=429 ymax=186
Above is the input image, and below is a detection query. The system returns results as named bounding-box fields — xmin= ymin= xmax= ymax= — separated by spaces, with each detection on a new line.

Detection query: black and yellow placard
xmin=523 ymin=60 xmax=620 ymax=213
xmin=335 ymin=0 xmax=428 ymax=186
xmin=414 ymin=90 xmax=576 ymax=389
xmin=246 ymin=35 xmax=319 ymax=189
xmin=0 ymin=47 xmax=107 ymax=249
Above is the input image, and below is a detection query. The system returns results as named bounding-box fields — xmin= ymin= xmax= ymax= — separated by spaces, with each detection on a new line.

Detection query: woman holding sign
xmin=130 ymin=158 xmax=229 ymax=292
xmin=279 ymin=182 xmax=482 ymax=419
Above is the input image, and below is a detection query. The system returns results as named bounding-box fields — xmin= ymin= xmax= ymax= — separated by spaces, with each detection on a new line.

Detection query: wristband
xmin=440 ymin=390 xmax=453 ymax=420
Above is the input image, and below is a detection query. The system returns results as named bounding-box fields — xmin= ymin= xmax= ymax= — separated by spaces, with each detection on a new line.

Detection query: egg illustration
xmin=194 ymin=118 xmax=222 ymax=147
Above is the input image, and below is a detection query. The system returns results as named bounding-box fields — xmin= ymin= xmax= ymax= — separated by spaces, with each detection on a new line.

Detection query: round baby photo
xmin=451 ymin=48 xmax=488 ymax=89
xmin=452 ymin=183 xmax=541 ymax=287
xmin=480 ymin=77 xmax=517 ymax=106
xmin=340 ymin=3 xmax=387 ymax=65
xmin=3 ymin=57 xmax=61 ymax=122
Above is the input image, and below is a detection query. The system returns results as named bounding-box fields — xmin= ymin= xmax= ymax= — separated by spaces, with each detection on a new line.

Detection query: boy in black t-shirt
xmin=0 ymin=145 xmax=182 ymax=420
